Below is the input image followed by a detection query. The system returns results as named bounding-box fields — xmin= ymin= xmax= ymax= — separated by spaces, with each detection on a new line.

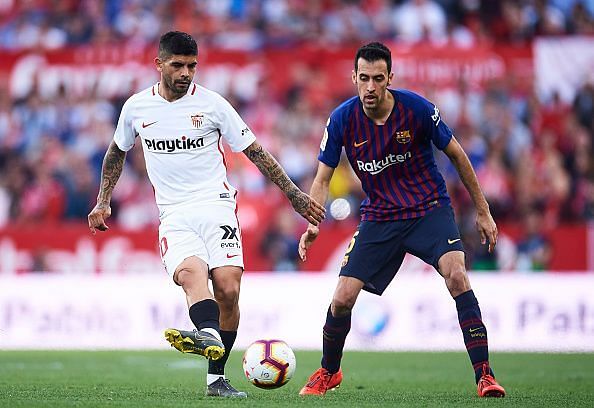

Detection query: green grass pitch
xmin=1 ymin=351 xmax=593 ymax=407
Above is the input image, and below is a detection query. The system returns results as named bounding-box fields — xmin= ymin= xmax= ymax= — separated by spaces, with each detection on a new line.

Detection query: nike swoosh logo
xmin=469 ymin=327 xmax=482 ymax=333
xmin=226 ymin=254 xmax=240 ymax=259
xmin=142 ymin=121 xmax=158 ymax=128
xmin=448 ymin=238 xmax=461 ymax=244
xmin=354 ymin=140 xmax=368 ymax=148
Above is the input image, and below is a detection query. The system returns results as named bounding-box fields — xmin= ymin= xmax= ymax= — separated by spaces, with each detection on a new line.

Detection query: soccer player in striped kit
xmin=298 ymin=42 xmax=505 ymax=398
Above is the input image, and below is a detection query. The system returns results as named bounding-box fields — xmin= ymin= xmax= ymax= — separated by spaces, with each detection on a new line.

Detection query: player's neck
xmin=363 ymin=91 xmax=394 ymax=125
xmin=158 ymin=82 xmax=186 ymax=102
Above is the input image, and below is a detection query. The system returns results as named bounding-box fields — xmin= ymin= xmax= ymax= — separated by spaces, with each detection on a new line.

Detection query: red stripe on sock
xmin=465 ymin=340 xmax=489 ymax=350
xmin=460 ymin=319 xmax=484 ymax=329
xmin=473 ymin=361 xmax=489 ymax=370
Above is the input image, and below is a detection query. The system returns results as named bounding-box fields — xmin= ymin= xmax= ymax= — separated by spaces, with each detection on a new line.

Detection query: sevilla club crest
xmin=191 ymin=113 xmax=204 ymax=128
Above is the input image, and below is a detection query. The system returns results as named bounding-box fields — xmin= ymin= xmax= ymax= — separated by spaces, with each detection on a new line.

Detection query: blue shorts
xmin=339 ymin=205 xmax=464 ymax=295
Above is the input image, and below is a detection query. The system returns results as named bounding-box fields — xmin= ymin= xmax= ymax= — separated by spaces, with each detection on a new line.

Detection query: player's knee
xmin=214 ymin=283 xmax=240 ymax=309
xmin=175 ymin=268 xmax=194 ymax=288
xmin=332 ymin=296 xmax=356 ymax=316
xmin=445 ymin=265 xmax=470 ymax=293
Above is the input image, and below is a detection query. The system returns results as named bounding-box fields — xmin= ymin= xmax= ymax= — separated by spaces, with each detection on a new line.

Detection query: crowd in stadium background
xmin=0 ymin=0 xmax=593 ymax=272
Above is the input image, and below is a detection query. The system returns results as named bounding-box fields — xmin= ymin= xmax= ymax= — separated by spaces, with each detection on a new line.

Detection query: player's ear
xmin=352 ymin=70 xmax=357 ymax=85
xmin=387 ymin=72 xmax=394 ymax=86
xmin=155 ymin=57 xmax=162 ymax=72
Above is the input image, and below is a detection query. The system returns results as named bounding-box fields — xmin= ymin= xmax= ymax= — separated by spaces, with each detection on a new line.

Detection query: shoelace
xmin=479 ymin=375 xmax=495 ymax=387
xmin=478 ymin=364 xmax=496 ymax=388
xmin=219 ymin=379 xmax=237 ymax=391
xmin=306 ymin=371 xmax=332 ymax=391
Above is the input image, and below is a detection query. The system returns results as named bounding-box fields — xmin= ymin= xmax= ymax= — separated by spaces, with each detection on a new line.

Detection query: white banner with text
xmin=0 ymin=273 xmax=592 ymax=351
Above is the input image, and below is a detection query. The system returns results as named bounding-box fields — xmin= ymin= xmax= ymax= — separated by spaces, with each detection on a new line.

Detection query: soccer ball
xmin=242 ymin=339 xmax=296 ymax=389
xmin=330 ymin=198 xmax=351 ymax=220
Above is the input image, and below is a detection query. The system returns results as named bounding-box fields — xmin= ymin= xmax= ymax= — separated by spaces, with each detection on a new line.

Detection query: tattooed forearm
xmin=97 ymin=141 xmax=126 ymax=205
xmin=243 ymin=141 xmax=296 ymax=193
xmin=243 ymin=141 xmax=309 ymax=213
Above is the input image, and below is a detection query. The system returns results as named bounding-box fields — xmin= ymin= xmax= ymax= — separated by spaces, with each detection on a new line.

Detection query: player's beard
xmin=174 ymin=80 xmax=191 ymax=94
xmin=164 ymin=76 xmax=190 ymax=96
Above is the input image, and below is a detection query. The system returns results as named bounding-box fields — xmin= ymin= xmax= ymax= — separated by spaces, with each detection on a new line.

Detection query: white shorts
xmin=158 ymin=203 xmax=243 ymax=277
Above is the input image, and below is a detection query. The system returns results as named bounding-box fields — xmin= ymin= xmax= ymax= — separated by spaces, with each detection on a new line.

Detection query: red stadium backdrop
xmin=0 ymin=43 xmax=533 ymax=102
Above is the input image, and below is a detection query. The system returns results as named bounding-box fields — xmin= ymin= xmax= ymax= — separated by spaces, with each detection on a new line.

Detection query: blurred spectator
xmin=515 ymin=208 xmax=552 ymax=271
xmin=573 ymin=78 xmax=594 ymax=132
xmin=62 ymin=155 xmax=95 ymax=220
xmin=259 ymin=208 xmax=300 ymax=271
xmin=567 ymin=1 xmax=594 ymax=34
xmin=393 ymin=0 xmax=447 ymax=43
xmin=31 ymin=247 xmax=51 ymax=273
xmin=525 ymin=0 xmax=566 ymax=36
xmin=322 ymin=0 xmax=374 ymax=44
xmin=476 ymin=150 xmax=513 ymax=219
xmin=18 ymin=160 xmax=65 ymax=224
xmin=487 ymin=0 xmax=532 ymax=44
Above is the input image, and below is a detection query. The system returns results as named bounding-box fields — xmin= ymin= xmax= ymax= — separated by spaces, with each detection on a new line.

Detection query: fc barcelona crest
xmin=395 ymin=130 xmax=411 ymax=144
xmin=191 ymin=113 xmax=204 ymax=128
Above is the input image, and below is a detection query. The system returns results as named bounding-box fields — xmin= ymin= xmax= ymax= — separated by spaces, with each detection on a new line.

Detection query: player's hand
xmin=290 ymin=190 xmax=325 ymax=226
xmin=88 ymin=202 xmax=111 ymax=234
xmin=298 ymin=224 xmax=320 ymax=262
xmin=476 ymin=210 xmax=497 ymax=253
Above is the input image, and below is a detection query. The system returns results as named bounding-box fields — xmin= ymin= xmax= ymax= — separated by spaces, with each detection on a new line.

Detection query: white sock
xmin=201 ymin=327 xmax=222 ymax=341
xmin=207 ymin=374 xmax=225 ymax=385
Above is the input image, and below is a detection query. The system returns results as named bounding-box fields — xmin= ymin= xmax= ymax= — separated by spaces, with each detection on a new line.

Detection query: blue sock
xmin=321 ymin=306 xmax=351 ymax=374
xmin=454 ymin=290 xmax=493 ymax=383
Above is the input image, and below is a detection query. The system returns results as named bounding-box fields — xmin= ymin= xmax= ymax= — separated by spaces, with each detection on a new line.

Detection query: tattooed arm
xmin=87 ymin=141 xmax=127 ymax=234
xmin=243 ymin=141 xmax=325 ymax=225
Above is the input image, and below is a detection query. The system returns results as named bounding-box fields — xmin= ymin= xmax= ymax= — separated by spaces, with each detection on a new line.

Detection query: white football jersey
xmin=113 ymin=82 xmax=256 ymax=213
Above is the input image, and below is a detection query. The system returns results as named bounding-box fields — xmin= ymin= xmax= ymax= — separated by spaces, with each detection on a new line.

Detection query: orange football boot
xmin=299 ymin=367 xmax=343 ymax=396
xmin=477 ymin=364 xmax=506 ymax=398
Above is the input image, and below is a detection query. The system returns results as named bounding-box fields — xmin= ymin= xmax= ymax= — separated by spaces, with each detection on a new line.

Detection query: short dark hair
xmin=354 ymin=42 xmax=391 ymax=73
xmin=158 ymin=31 xmax=197 ymax=59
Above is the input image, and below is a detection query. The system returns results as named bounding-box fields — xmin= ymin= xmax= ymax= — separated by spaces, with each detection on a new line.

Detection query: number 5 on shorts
xmin=341 ymin=230 xmax=359 ymax=267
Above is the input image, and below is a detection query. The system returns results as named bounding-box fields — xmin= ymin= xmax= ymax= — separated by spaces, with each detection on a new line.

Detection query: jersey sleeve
xmin=113 ymin=96 xmax=137 ymax=152
xmin=215 ymin=96 xmax=256 ymax=152
xmin=423 ymin=100 xmax=453 ymax=150
xmin=317 ymin=109 xmax=345 ymax=168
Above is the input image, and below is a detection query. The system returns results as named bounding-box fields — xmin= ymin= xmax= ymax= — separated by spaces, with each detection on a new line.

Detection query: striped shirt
xmin=319 ymin=89 xmax=452 ymax=221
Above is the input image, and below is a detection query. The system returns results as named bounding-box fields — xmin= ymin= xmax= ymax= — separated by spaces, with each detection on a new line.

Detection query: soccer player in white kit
xmin=87 ymin=31 xmax=325 ymax=398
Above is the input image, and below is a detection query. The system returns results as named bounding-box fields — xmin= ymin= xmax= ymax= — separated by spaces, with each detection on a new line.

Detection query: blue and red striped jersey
xmin=319 ymin=89 xmax=452 ymax=221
